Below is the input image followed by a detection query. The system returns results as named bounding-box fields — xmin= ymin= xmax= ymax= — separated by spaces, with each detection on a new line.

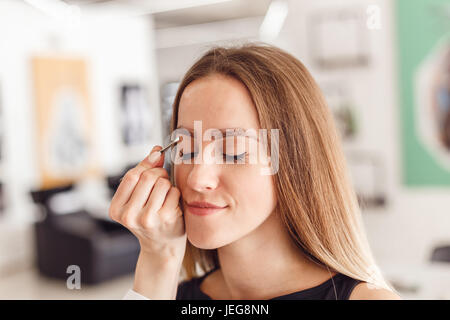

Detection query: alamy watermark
xmin=66 ymin=265 xmax=81 ymax=290
xmin=164 ymin=121 xmax=280 ymax=175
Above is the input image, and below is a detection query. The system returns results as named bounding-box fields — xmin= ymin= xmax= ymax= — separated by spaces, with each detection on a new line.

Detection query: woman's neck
xmin=212 ymin=211 xmax=335 ymax=300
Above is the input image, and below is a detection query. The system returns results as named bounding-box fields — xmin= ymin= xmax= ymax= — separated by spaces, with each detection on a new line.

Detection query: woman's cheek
xmin=236 ymin=171 xmax=274 ymax=210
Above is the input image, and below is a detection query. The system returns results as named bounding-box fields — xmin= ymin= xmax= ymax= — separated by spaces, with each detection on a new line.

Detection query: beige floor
xmin=2 ymin=263 xmax=450 ymax=300
xmin=0 ymin=266 xmax=135 ymax=300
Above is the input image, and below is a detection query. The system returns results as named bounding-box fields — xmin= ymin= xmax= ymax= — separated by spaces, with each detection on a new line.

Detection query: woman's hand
xmin=109 ymin=145 xmax=187 ymax=263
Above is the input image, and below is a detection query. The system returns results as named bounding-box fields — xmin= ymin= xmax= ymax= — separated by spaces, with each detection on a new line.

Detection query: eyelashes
xmin=224 ymin=153 xmax=247 ymax=163
xmin=178 ymin=151 xmax=248 ymax=163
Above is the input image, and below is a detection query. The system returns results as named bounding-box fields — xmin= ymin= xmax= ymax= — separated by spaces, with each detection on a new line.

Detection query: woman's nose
xmin=186 ymin=163 xmax=220 ymax=192
xmin=186 ymin=142 xmax=220 ymax=192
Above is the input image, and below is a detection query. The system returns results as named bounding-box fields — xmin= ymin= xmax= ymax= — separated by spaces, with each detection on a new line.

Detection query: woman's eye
xmin=223 ymin=152 xmax=247 ymax=163
xmin=178 ymin=150 xmax=247 ymax=163
xmin=179 ymin=151 xmax=196 ymax=160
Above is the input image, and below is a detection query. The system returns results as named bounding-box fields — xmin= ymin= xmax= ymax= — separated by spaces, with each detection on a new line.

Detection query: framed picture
xmin=31 ymin=57 xmax=101 ymax=189
xmin=120 ymin=84 xmax=153 ymax=146
xmin=320 ymin=81 xmax=359 ymax=140
xmin=0 ymin=82 xmax=3 ymax=163
xmin=346 ymin=151 xmax=387 ymax=209
xmin=308 ymin=7 xmax=370 ymax=70
xmin=0 ymin=183 xmax=4 ymax=217
xmin=0 ymin=83 xmax=4 ymax=217
xmin=396 ymin=0 xmax=450 ymax=186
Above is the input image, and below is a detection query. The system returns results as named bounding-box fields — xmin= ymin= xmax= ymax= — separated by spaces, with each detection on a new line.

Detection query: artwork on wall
xmin=0 ymin=82 xmax=3 ymax=163
xmin=120 ymin=84 xmax=153 ymax=147
xmin=31 ymin=57 xmax=101 ymax=189
xmin=160 ymin=82 xmax=180 ymax=180
xmin=0 ymin=83 xmax=4 ymax=217
xmin=160 ymin=82 xmax=179 ymax=140
xmin=0 ymin=183 xmax=4 ymax=217
xmin=415 ymin=41 xmax=450 ymax=169
xmin=346 ymin=151 xmax=387 ymax=209
xmin=308 ymin=7 xmax=370 ymax=70
xmin=320 ymin=81 xmax=359 ymax=141
xmin=396 ymin=0 xmax=450 ymax=186
xmin=320 ymin=80 xmax=386 ymax=209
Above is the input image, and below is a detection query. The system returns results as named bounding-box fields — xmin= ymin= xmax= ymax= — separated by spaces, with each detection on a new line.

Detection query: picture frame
xmin=308 ymin=7 xmax=370 ymax=70
xmin=120 ymin=84 xmax=153 ymax=147
xmin=31 ymin=56 xmax=101 ymax=189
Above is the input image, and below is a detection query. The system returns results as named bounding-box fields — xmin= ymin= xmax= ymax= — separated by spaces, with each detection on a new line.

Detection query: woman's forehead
xmin=178 ymin=75 xmax=259 ymax=127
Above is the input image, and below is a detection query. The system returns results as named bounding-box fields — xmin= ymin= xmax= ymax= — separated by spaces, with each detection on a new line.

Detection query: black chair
xmin=30 ymin=183 xmax=140 ymax=285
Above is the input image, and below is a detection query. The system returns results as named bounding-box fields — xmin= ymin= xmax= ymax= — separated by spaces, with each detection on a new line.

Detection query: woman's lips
xmin=186 ymin=202 xmax=228 ymax=216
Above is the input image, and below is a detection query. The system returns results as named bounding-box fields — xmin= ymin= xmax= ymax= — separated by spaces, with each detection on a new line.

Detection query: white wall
xmin=0 ymin=0 xmax=162 ymax=273
xmin=154 ymin=0 xmax=450 ymax=296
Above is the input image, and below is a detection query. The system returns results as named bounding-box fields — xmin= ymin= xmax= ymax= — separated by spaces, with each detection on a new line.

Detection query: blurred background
xmin=0 ymin=0 xmax=449 ymax=299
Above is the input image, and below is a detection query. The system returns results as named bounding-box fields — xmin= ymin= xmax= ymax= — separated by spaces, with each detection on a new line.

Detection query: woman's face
xmin=174 ymin=74 xmax=277 ymax=249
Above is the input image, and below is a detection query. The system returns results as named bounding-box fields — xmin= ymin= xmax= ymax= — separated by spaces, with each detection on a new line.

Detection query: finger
xmin=136 ymin=145 xmax=165 ymax=171
xmin=118 ymin=174 xmax=170 ymax=229
xmin=112 ymin=166 xmax=168 ymax=209
xmin=160 ymin=186 xmax=182 ymax=212
xmin=109 ymin=145 xmax=165 ymax=218
xmin=119 ymin=206 xmax=140 ymax=229
xmin=144 ymin=177 xmax=172 ymax=213
xmin=158 ymin=188 xmax=184 ymax=226
xmin=123 ymin=168 xmax=169 ymax=209
xmin=139 ymin=179 xmax=173 ymax=228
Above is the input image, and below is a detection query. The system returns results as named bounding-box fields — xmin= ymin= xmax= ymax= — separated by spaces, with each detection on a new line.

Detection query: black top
xmin=176 ymin=267 xmax=363 ymax=300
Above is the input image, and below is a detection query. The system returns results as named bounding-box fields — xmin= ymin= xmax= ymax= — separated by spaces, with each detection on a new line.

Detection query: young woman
xmin=113 ymin=43 xmax=401 ymax=300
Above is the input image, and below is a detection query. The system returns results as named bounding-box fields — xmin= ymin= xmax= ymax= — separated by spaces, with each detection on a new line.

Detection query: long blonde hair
xmin=170 ymin=42 xmax=393 ymax=291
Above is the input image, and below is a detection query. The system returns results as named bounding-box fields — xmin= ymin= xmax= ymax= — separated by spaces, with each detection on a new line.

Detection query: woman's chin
xmin=187 ymin=233 xmax=227 ymax=250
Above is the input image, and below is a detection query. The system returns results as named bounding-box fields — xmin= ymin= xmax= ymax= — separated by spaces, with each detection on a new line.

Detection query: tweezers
xmin=159 ymin=135 xmax=183 ymax=154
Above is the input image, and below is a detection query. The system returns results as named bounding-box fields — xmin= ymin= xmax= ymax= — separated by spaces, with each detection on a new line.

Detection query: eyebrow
xmin=175 ymin=126 xmax=258 ymax=139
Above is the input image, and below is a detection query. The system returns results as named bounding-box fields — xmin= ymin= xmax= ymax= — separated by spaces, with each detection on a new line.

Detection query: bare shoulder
xmin=349 ymin=282 xmax=402 ymax=300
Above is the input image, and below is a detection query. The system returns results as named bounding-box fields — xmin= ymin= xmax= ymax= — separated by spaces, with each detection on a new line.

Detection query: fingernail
xmin=148 ymin=151 xmax=161 ymax=163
